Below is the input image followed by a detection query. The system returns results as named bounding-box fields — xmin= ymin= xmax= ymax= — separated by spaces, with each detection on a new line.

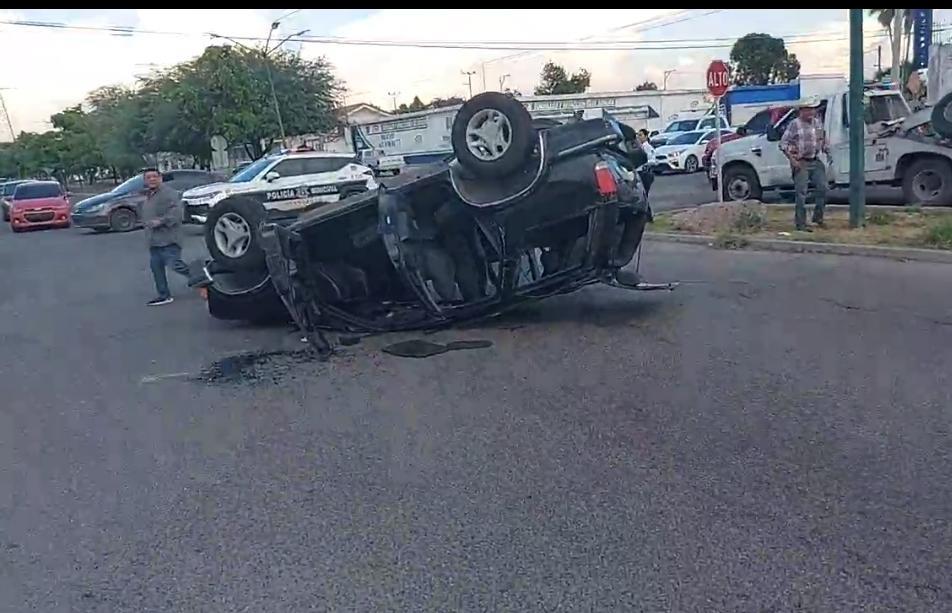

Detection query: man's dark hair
xmin=638 ymin=128 xmax=649 ymax=138
xmin=141 ymin=167 xmax=160 ymax=174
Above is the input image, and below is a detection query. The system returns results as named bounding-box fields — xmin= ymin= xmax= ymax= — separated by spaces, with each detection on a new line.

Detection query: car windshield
xmin=14 ymin=183 xmax=62 ymax=199
xmin=112 ymin=175 xmax=144 ymax=195
xmin=2 ymin=182 xmax=26 ymax=197
xmin=668 ymin=131 xmax=705 ymax=145
xmin=664 ymin=120 xmax=699 ymax=133
xmin=230 ymin=158 xmax=272 ymax=183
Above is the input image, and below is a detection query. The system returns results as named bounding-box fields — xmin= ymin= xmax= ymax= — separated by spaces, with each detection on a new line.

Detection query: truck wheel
xmin=204 ymin=197 xmax=266 ymax=271
xmin=722 ymin=166 xmax=762 ymax=201
xmin=451 ymin=91 xmax=534 ymax=178
xmin=109 ymin=207 xmax=137 ymax=232
xmin=684 ymin=155 xmax=699 ymax=173
xmin=902 ymin=158 xmax=952 ymax=206
xmin=931 ymin=91 xmax=952 ymax=139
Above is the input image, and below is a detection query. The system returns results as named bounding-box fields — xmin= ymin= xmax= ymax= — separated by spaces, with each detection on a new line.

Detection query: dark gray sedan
xmin=71 ymin=170 xmax=224 ymax=232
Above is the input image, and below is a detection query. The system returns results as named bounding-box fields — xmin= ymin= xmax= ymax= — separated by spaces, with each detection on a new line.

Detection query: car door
xmin=300 ymin=157 xmax=357 ymax=202
xmin=266 ymin=158 xmax=310 ymax=191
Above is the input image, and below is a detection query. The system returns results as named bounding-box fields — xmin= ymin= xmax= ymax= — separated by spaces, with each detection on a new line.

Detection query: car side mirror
xmin=766 ymin=126 xmax=780 ymax=141
xmin=700 ymin=139 xmax=710 ymax=144
xmin=265 ymin=171 xmax=281 ymax=182
xmin=649 ymin=130 xmax=659 ymax=138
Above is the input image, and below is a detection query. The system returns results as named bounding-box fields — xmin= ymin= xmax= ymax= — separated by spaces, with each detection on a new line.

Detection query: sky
xmin=0 ymin=9 xmax=945 ymax=141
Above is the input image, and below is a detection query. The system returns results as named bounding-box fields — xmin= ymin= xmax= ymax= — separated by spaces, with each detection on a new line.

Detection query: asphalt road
xmin=649 ymin=171 xmax=905 ymax=212
xmin=2 ymin=220 xmax=951 ymax=612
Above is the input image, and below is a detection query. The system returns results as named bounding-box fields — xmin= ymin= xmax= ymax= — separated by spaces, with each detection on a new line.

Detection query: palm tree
xmin=869 ymin=9 xmax=912 ymax=86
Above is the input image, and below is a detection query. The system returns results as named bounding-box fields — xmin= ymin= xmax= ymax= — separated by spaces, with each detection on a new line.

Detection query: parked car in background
xmin=652 ymin=129 xmax=734 ymax=173
xmin=650 ymin=115 xmax=730 ymax=147
xmin=71 ymin=169 xmax=224 ymax=232
xmin=2 ymin=180 xmax=33 ymax=221
xmin=8 ymin=181 xmax=71 ymax=232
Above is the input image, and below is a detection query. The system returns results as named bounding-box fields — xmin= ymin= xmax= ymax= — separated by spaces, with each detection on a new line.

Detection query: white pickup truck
xmin=713 ymin=89 xmax=952 ymax=206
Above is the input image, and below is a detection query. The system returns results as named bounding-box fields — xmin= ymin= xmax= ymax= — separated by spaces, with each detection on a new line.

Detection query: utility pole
xmin=462 ymin=70 xmax=476 ymax=98
xmin=210 ymin=25 xmax=308 ymax=145
xmin=658 ymin=69 xmax=676 ymax=129
xmin=877 ymin=45 xmax=882 ymax=75
xmin=387 ymin=91 xmax=399 ymax=111
xmin=849 ymin=8 xmax=866 ymax=228
xmin=0 ymin=88 xmax=15 ymax=141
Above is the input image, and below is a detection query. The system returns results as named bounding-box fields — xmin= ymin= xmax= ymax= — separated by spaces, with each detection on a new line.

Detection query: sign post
xmin=706 ymin=60 xmax=730 ymax=203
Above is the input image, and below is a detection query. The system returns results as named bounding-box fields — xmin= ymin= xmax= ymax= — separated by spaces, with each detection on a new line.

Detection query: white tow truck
xmin=713 ymin=89 xmax=952 ymax=205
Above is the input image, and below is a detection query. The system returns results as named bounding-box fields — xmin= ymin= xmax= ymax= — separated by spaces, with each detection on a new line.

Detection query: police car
xmin=182 ymin=148 xmax=377 ymax=270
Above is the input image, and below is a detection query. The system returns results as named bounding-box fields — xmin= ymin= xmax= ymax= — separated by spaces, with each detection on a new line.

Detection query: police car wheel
xmin=451 ymin=92 xmax=534 ymax=178
xmin=204 ymin=197 xmax=266 ymax=271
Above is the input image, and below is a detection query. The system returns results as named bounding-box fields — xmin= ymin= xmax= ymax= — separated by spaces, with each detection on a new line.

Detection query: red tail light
xmin=594 ymin=161 xmax=618 ymax=197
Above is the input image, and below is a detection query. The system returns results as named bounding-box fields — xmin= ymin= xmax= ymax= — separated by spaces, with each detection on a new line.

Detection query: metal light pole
xmin=658 ymin=69 xmax=676 ymax=130
xmin=849 ymin=8 xmax=866 ymax=227
xmin=387 ymin=91 xmax=399 ymax=111
xmin=0 ymin=88 xmax=16 ymax=141
xmin=462 ymin=70 xmax=476 ymax=98
xmin=210 ymin=25 xmax=307 ymax=145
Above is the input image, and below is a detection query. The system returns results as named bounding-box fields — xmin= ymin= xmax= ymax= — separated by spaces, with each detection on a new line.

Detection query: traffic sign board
xmin=706 ymin=60 xmax=730 ymax=97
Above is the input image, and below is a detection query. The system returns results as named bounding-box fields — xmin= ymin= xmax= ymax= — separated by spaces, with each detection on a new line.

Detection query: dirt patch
xmin=666 ymin=200 xmax=767 ymax=234
xmin=195 ymin=349 xmax=320 ymax=385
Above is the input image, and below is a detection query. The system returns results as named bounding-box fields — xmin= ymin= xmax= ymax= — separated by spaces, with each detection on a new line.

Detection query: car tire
xmin=206 ymin=268 xmax=290 ymax=324
xmin=451 ymin=91 xmax=534 ymax=178
xmin=684 ymin=155 xmax=699 ymax=173
xmin=930 ymin=90 xmax=952 ymax=139
xmin=722 ymin=165 xmax=763 ymax=202
xmin=902 ymin=158 xmax=952 ymax=206
xmin=109 ymin=207 xmax=137 ymax=232
xmin=204 ymin=196 xmax=267 ymax=271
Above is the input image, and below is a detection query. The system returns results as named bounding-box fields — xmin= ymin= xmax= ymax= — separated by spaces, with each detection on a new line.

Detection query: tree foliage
xmin=1 ymin=43 xmax=342 ymax=182
xmin=729 ymin=33 xmax=800 ymax=86
xmin=395 ymin=95 xmax=466 ymax=114
xmin=635 ymin=81 xmax=659 ymax=91
xmin=534 ymin=62 xmax=591 ymax=95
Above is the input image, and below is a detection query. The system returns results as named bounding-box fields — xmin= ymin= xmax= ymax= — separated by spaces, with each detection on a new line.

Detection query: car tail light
xmin=594 ymin=161 xmax=618 ymax=197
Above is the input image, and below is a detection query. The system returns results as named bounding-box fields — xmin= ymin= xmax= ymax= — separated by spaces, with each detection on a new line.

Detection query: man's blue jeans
xmin=149 ymin=244 xmax=189 ymax=299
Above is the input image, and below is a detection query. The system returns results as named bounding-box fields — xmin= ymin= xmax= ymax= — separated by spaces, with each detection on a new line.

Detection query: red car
xmin=8 ymin=181 xmax=72 ymax=232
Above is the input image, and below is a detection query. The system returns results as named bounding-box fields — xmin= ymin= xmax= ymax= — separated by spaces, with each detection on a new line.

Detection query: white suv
xmin=182 ymin=150 xmax=377 ymax=225
xmin=183 ymin=150 xmax=377 ymax=270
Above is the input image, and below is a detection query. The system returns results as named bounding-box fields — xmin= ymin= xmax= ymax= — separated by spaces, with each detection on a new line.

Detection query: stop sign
xmin=706 ymin=60 xmax=730 ymax=97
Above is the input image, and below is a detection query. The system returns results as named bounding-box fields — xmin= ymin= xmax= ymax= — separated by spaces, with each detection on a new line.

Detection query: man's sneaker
xmin=147 ymin=297 xmax=174 ymax=306
xmin=796 ymin=226 xmax=814 ymax=233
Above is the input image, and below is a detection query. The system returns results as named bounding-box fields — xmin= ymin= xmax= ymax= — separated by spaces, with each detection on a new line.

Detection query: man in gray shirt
xmin=142 ymin=168 xmax=189 ymax=305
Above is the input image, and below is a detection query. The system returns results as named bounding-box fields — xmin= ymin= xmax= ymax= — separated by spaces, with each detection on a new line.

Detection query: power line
xmin=0 ymin=16 xmax=897 ymax=51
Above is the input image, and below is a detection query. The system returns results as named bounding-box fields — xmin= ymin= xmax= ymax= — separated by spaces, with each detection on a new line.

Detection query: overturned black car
xmin=199 ymin=92 xmax=668 ymax=345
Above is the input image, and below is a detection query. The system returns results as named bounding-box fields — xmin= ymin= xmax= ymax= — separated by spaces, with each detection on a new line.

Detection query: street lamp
xmin=210 ymin=26 xmax=309 ymax=144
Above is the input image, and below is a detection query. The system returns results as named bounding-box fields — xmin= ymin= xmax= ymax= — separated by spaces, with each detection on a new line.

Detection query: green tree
xmin=729 ymin=33 xmax=800 ymax=86
xmin=869 ymin=9 xmax=912 ymax=86
xmin=534 ymin=61 xmax=591 ymax=95
xmin=635 ymin=81 xmax=659 ymax=91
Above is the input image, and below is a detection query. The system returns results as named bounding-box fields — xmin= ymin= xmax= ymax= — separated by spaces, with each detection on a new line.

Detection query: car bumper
xmin=184 ymin=202 xmax=209 ymax=224
xmin=11 ymin=211 xmax=71 ymax=229
xmin=70 ymin=211 xmax=110 ymax=229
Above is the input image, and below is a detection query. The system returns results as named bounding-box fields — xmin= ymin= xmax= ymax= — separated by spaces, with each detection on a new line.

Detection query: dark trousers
xmin=793 ymin=159 xmax=828 ymax=228
xmin=149 ymin=244 xmax=189 ymax=299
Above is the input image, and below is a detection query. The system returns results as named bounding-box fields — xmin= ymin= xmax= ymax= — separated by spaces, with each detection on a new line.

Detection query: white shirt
xmin=638 ymin=141 xmax=655 ymax=170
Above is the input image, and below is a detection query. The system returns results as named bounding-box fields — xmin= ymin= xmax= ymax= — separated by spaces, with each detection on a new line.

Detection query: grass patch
xmin=923 ymin=218 xmax=952 ymax=249
xmin=867 ymin=210 xmax=896 ymax=226
xmin=654 ymin=205 xmax=952 ymax=251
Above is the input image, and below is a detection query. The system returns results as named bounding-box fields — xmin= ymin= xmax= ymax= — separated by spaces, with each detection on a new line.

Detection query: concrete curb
xmin=646 ymin=231 xmax=952 ymax=264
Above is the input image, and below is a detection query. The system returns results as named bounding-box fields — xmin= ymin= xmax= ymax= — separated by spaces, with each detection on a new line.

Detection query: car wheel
xmin=722 ymin=165 xmax=763 ymax=202
xmin=109 ymin=207 xmax=137 ymax=232
xmin=930 ymin=90 xmax=952 ymax=139
xmin=451 ymin=91 xmax=534 ymax=178
xmin=684 ymin=155 xmax=699 ymax=173
xmin=204 ymin=197 xmax=266 ymax=271
xmin=902 ymin=158 xmax=952 ymax=206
